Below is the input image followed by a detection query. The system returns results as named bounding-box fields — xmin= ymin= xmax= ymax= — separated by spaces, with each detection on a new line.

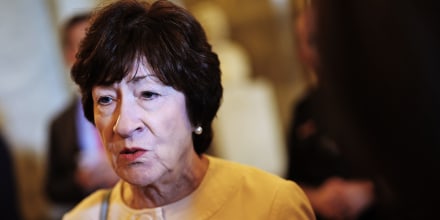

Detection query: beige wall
xmin=185 ymin=0 xmax=308 ymax=132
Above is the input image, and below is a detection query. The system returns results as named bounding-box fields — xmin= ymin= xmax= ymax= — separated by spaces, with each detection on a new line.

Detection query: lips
xmin=119 ymin=147 xmax=147 ymax=161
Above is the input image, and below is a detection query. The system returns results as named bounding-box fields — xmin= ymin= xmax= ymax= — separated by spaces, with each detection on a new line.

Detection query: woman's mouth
xmin=119 ymin=147 xmax=147 ymax=161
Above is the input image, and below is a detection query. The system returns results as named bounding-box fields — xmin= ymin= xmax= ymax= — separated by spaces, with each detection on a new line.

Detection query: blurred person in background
xmin=312 ymin=0 xmax=440 ymax=219
xmin=286 ymin=1 xmax=379 ymax=219
xmin=63 ymin=0 xmax=315 ymax=219
xmin=0 ymin=128 xmax=22 ymax=220
xmin=44 ymin=12 xmax=119 ymax=219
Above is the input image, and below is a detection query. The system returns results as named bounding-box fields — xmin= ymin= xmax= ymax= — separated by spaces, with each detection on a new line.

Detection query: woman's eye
xmin=97 ymin=96 xmax=113 ymax=105
xmin=141 ymin=91 xmax=159 ymax=100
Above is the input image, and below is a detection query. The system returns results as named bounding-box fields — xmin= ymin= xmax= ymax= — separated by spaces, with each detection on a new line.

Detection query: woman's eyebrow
xmin=127 ymin=74 xmax=154 ymax=84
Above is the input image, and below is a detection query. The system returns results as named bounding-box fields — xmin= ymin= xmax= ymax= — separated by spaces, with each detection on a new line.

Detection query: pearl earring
xmin=194 ymin=126 xmax=203 ymax=135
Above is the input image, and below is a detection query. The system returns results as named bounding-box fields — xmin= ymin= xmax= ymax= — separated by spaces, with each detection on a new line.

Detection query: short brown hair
xmin=71 ymin=0 xmax=222 ymax=154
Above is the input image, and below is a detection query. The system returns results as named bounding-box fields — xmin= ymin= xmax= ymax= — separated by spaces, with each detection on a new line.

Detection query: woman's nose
xmin=112 ymin=100 xmax=143 ymax=138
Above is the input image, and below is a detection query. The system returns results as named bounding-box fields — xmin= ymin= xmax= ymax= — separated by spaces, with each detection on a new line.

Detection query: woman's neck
xmin=124 ymin=154 xmax=209 ymax=209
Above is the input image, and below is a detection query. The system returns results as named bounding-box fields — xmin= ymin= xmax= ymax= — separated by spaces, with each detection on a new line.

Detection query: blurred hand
xmin=302 ymin=177 xmax=375 ymax=220
xmin=304 ymin=177 xmax=347 ymax=219
xmin=341 ymin=180 xmax=375 ymax=220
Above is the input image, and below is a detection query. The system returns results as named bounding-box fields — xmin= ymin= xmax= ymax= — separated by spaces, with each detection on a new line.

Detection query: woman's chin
xmin=118 ymin=165 xmax=162 ymax=186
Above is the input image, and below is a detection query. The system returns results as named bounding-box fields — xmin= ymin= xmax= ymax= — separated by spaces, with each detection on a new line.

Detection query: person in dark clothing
xmin=286 ymin=2 xmax=378 ymax=219
xmin=287 ymin=90 xmax=379 ymax=220
xmin=44 ymin=12 xmax=118 ymax=219
xmin=310 ymin=0 xmax=440 ymax=219
xmin=0 ymin=132 xmax=23 ymax=220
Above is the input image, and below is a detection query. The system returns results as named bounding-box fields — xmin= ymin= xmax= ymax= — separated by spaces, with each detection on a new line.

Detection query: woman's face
xmin=92 ymin=63 xmax=195 ymax=186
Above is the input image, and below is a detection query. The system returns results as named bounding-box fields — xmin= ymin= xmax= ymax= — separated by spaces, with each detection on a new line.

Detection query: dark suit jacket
xmin=0 ymin=133 xmax=22 ymax=220
xmin=45 ymin=98 xmax=88 ymax=204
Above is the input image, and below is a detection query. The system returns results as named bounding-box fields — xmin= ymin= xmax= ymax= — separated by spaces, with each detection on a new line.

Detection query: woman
xmin=63 ymin=0 xmax=315 ymax=219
